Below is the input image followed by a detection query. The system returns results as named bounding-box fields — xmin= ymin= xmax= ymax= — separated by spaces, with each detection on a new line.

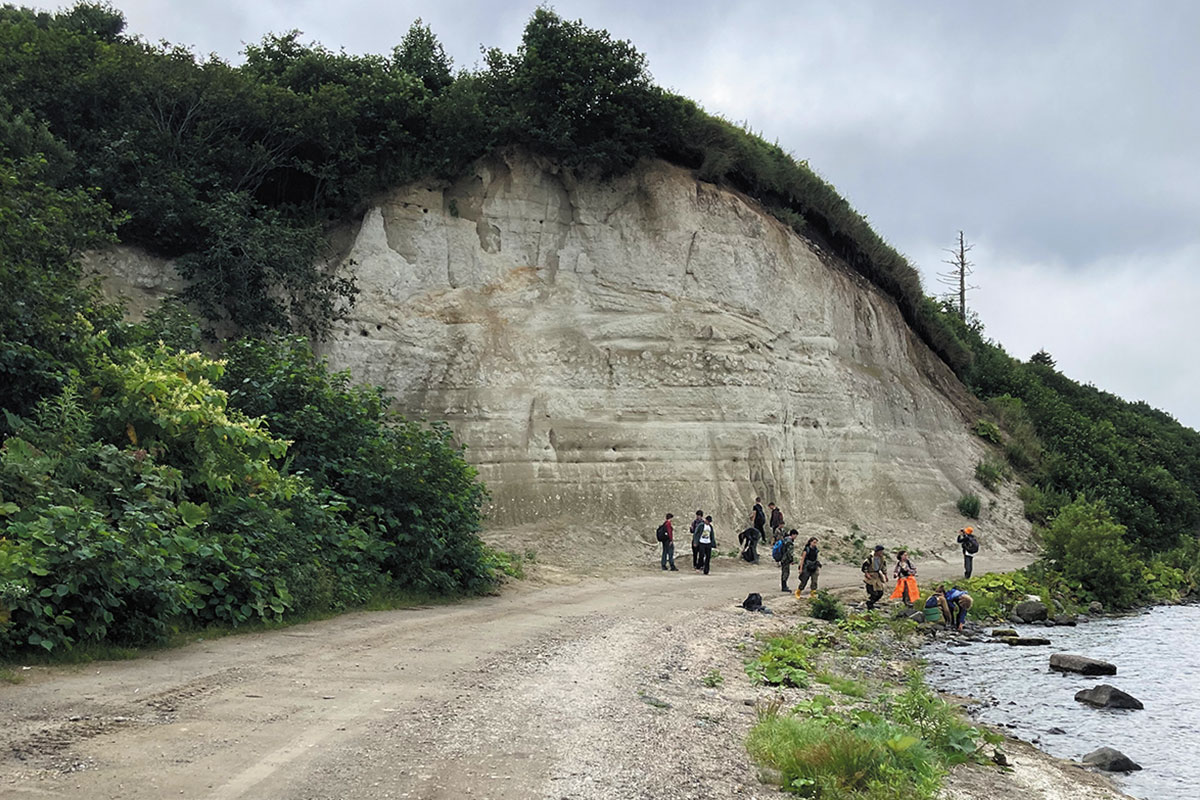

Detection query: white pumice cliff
xmin=92 ymin=151 xmax=1032 ymax=555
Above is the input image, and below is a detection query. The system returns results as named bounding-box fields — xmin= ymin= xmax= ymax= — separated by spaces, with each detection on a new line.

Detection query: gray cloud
xmin=34 ymin=0 xmax=1200 ymax=427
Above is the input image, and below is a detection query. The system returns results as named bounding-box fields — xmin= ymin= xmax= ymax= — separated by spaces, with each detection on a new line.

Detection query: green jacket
xmin=779 ymin=538 xmax=795 ymax=566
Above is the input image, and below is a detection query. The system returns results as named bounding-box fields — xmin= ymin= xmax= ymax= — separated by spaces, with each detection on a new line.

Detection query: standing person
xmin=956 ymin=526 xmax=978 ymax=579
xmin=697 ymin=515 xmax=717 ymax=575
xmin=778 ymin=529 xmax=798 ymax=592
xmin=751 ymin=497 xmax=767 ymax=544
xmin=889 ymin=549 xmax=920 ymax=607
xmin=658 ymin=513 xmax=677 ymax=571
xmin=769 ymin=503 xmax=785 ymax=541
xmin=862 ymin=545 xmax=887 ymax=610
xmin=796 ymin=536 xmax=821 ymax=596
xmin=690 ymin=510 xmax=704 ymax=570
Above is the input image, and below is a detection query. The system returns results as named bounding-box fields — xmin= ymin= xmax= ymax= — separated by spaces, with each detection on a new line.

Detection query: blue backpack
xmin=771 ymin=539 xmax=785 ymax=562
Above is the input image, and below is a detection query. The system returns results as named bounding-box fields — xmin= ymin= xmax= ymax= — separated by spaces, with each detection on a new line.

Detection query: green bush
xmin=1041 ymin=496 xmax=1142 ymax=608
xmin=956 ymin=493 xmax=981 ymax=518
xmin=810 ymin=590 xmax=846 ymax=621
xmin=746 ymin=636 xmax=812 ymax=687
xmin=971 ymin=419 xmax=1002 ymax=444
xmin=974 ymin=458 xmax=1009 ymax=492
xmin=216 ymin=337 xmax=492 ymax=594
xmin=882 ymin=673 xmax=983 ymax=765
xmin=748 ymin=711 xmax=941 ymax=799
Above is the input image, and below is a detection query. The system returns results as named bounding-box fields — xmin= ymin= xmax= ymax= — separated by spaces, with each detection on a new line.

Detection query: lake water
xmin=923 ymin=604 xmax=1200 ymax=800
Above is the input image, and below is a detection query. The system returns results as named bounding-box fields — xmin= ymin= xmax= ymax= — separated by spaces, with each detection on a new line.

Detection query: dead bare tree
xmin=937 ymin=231 xmax=977 ymax=321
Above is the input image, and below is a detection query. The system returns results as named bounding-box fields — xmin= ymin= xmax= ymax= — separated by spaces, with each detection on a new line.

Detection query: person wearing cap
xmin=956 ymin=526 xmax=978 ymax=579
xmin=862 ymin=545 xmax=887 ymax=610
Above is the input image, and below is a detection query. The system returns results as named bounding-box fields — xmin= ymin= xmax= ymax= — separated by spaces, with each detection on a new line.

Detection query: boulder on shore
xmin=1049 ymin=653 xmax=1116 ymax=675
xmin=1082 ymin=746 xmax=1141 ymax=772
xmin=1014 ymin=600 xmax=1049 ymax=622
xmin=1074 ymin=685 xmax=1144 ymax=709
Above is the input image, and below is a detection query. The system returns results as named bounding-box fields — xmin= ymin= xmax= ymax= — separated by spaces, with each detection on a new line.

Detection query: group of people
xmin=860 ymin=536 xmax=977 ymax=630
xmin=655 ymin=503 xmax=980 ymax=630
xmin=656 ymin=498 xmax=789 ymax=577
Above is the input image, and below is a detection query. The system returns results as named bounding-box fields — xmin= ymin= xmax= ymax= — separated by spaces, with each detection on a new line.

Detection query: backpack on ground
xmin=742 ymin=592 xmax=763 ymax=611
xmin=771 ymin=539 xmax=785 ymax=562
xmin=655 ymin=523 xmax=669 ymax=543
xmin=964 ymin=533 xmax=979 ymax=554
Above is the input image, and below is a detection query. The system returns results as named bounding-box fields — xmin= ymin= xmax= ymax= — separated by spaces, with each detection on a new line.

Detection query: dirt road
xmin=2 ymin=553 xmax=1050 ymax=800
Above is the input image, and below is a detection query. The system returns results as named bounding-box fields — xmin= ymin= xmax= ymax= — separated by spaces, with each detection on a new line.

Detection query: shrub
xmin=746 ymin=636 xmax=812 ymax=687
xmin=815 ymin=671 xmax=867 ymax=698
xmin=882 ymin=673 xmax=983 ymax=765
xmin=971 ymin=419 xmax=1002 ymax=444
xmin=956 ymin=493 xmax=981 ymax=519
xmin=217 ymin=337 xmax=492 ymax=594
xmin=1017 ymin=483 xmax=1066 ymax=525
xmin=810 ymin=590 xmax=846 ymax=621
xmin=974 ymin=458 xmax=1009 ymax=492
xmin=1041 ymin=496 xmax=1142 ymax=608
xmin=748 ymin=711 xmax=941 ymax=799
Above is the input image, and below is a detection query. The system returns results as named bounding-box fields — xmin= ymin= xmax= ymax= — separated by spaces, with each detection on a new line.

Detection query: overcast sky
xmin=48 ymin=1 xmax=1200 ymax=428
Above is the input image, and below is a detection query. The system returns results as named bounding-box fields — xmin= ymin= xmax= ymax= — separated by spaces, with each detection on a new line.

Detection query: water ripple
xmin=923 ymin=605 xmax=1200 ymax=800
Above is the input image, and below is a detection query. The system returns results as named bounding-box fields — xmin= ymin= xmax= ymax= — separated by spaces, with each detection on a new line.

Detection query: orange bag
xmin=889 ymin=576 xmax=920 ymax=604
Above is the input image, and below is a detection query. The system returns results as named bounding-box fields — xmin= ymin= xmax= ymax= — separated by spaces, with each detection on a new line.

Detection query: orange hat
xmin=964 ymin=526 xmax=974 ymax=535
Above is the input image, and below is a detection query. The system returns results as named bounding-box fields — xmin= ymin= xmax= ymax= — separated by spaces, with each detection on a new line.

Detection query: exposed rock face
xmin=1050 ymin=654 xmax=1118 ymax=676
xmin=315 ymin=152 xmax=1032 ymax=549
xmin=1074 ymin=685 xmax=1143 ymax=709
xmin=90 ymin=151 xmax=1034 ymax=554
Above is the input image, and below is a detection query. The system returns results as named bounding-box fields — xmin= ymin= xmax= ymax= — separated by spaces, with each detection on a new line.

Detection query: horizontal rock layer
xmin=314 ymin=152 xmax=1030 ymax=550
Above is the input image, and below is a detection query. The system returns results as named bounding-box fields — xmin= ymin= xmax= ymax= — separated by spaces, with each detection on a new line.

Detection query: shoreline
xmin=734 ymin=579 xmax=1135 ymax=800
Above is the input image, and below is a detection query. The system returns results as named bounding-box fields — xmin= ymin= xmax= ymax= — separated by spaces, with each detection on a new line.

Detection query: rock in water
xmin=1013 ymin=600 xmax=1048 ymax=622
xmin=1004 ymin=637 xmax=1051 ymax=646
xmin=990 ymin=628 xmax=1018 ymax=637
xmin=1074 ymin=685 xmax=1144 ymax=709
xmin=1049 ymin=653 xmax=1117 ymax=675
xmin=1082 ymin=747 xmax=1141 ymax=772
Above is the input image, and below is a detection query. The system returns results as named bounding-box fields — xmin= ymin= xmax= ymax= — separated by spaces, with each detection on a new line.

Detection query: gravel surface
xmin=0 ymin=549 xmax=1128 ymax=799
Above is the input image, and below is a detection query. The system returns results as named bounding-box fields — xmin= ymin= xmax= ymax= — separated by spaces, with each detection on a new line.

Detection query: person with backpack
xmin=796 ymin=536 xmax=821 ymax=596
xmin=862 ymin=545 xmax=887 ymax=610
xmin=930 ymin=585 xmax=974 ymax=630
xmin=776 ymin=529 xmax=798 ymax=592
xmin=768 ymin=502 xmax=785 ymax=541
xmin=690 ymin=510 xmax=704 ymax=570
xmin=697 ymin=515 xmax=717 ymax=575
xmin=956 ymin=527 xmax=979 ymax=578
xmin=747 ymin=497 xmax=766 ymax=562
xmin=889 ymin=550 xmax=919 ymax=607
xmin=657 ymin=513 xmax=677 ymax=571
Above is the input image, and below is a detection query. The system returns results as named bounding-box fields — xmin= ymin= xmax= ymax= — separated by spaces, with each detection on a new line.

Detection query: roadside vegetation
xmin=744 ymin=614 xmax=998 ymax=799
xmin=3 ymin=3 xmax=1199 ymax=657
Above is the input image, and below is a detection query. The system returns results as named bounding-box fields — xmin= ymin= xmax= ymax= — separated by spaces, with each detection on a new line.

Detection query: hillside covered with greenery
xmin=2 ymin=4 xmax=1199 ymax=654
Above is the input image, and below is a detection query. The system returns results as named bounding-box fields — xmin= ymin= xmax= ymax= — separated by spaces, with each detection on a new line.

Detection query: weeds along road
xmin=0 ymin=554 xmax=1033 ymax=800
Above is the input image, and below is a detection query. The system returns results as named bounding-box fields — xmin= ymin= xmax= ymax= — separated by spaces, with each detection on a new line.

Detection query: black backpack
xmin=741 ymin=592 xmax=763 ymax=611
xmin=656 ymin=523 xmax=669 ymax=543
xmin=964 ymin=534 xmax=979 ymax=554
